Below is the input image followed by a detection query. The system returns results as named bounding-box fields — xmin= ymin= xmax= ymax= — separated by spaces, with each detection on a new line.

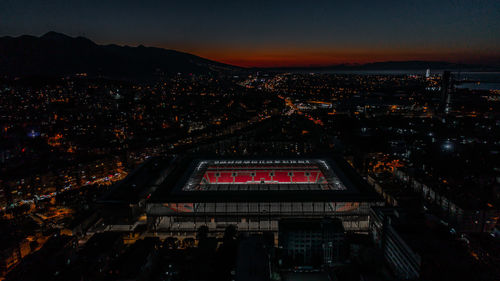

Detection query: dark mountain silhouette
xmin=0 ymin=31 xmax=241 ymax=79
xmin=1 ymin=32 xmax=497 ymax=79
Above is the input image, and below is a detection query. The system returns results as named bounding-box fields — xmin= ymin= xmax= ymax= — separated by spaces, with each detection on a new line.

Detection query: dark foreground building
xmin=370 ymin=207 xmax=497 ymax=280
xmin=279 ymin=218 xmax=345 ymax=266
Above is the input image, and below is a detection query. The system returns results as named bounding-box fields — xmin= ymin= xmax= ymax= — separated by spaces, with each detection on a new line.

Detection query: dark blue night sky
xmin=1 ymin=0 xmax=499 ymax=66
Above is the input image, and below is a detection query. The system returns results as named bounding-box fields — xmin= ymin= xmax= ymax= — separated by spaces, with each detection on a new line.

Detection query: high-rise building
xmin=439 ymin=71 xmax=452 ymax=114
xmin=370 ymin=207 xmax=421 ymax=280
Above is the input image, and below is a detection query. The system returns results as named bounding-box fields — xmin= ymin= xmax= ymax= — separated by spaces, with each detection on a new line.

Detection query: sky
xmin=1 ymin=0 xmax=499 ymax=67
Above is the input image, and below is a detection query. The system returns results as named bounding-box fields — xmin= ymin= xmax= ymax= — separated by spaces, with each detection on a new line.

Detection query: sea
xmin=312 ymin=70 xmax=500 ymax=91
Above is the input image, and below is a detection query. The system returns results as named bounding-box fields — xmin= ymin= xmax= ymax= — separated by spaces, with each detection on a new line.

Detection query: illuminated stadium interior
xmin=182 ymin=159 xmax=346 ymax=191
xmin=146 ymin=157 xmax=382 ymax=233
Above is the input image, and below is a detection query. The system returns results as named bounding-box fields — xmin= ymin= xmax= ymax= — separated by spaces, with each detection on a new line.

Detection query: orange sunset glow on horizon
xmin=147 ymin=43 xmax=500 ymax=68
xmin=179 ymin=48 xmax=500 ymax=68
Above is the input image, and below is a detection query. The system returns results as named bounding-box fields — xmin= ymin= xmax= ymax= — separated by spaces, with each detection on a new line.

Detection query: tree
xmin=197 ymin=225 xmax=209 ymax=243
xmin=182 ymin=237 xmax=195 ymax=248
xmin=165 ymin=236 xmax=178 ymax=249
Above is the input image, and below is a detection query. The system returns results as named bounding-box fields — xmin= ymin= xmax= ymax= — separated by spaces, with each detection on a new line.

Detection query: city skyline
xmin=1 ymin=0 xmax=499 ymax=67
xmin=1 ymin=1 xmax=500 ymax=280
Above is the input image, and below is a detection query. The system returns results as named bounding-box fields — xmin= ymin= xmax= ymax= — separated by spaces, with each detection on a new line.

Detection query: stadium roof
xmin=149 ymin=155 xmax=380 ymax=203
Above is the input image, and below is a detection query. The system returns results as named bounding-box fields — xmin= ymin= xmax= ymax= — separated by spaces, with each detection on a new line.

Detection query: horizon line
xmin=3 ymin=31 xmax=500 ymax=69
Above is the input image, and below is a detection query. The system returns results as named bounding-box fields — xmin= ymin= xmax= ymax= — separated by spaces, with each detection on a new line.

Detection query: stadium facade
xmin=146 ymin=157 xmax=382 ymax=234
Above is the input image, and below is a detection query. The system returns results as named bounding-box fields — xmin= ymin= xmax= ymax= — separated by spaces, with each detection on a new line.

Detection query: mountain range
xmin=0 ymin=31 xmax=240 ymax=79
xmin=0 ymin=32 xmax=497 ymax=79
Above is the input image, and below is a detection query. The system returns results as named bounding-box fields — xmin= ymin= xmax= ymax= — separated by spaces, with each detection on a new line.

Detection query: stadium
xmin=186 ymin=159 xmax=341 ymax=191
xmin=146 ymin=157 xmax=382 ymax=234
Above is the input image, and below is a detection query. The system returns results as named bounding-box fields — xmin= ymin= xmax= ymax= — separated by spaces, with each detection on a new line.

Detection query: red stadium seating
xmin=309 ymin=171 xmax=320 ymax=182
xmin=273 ymin=171 xmax=290 ymax=182
xmin=218 ymin=172 xmax=233 ymax=183
xmin=206 ymin=172 xmax=217 ymax=183
xmin=234 ymin=172 xmax=252 ymax=183
xmin=255 ymin=171 xmax=272 ymax=182
xmin=291 ymin=172 xmax=308 ymax=182
xmin=203 ymin=167 xmax=326 ymax=184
